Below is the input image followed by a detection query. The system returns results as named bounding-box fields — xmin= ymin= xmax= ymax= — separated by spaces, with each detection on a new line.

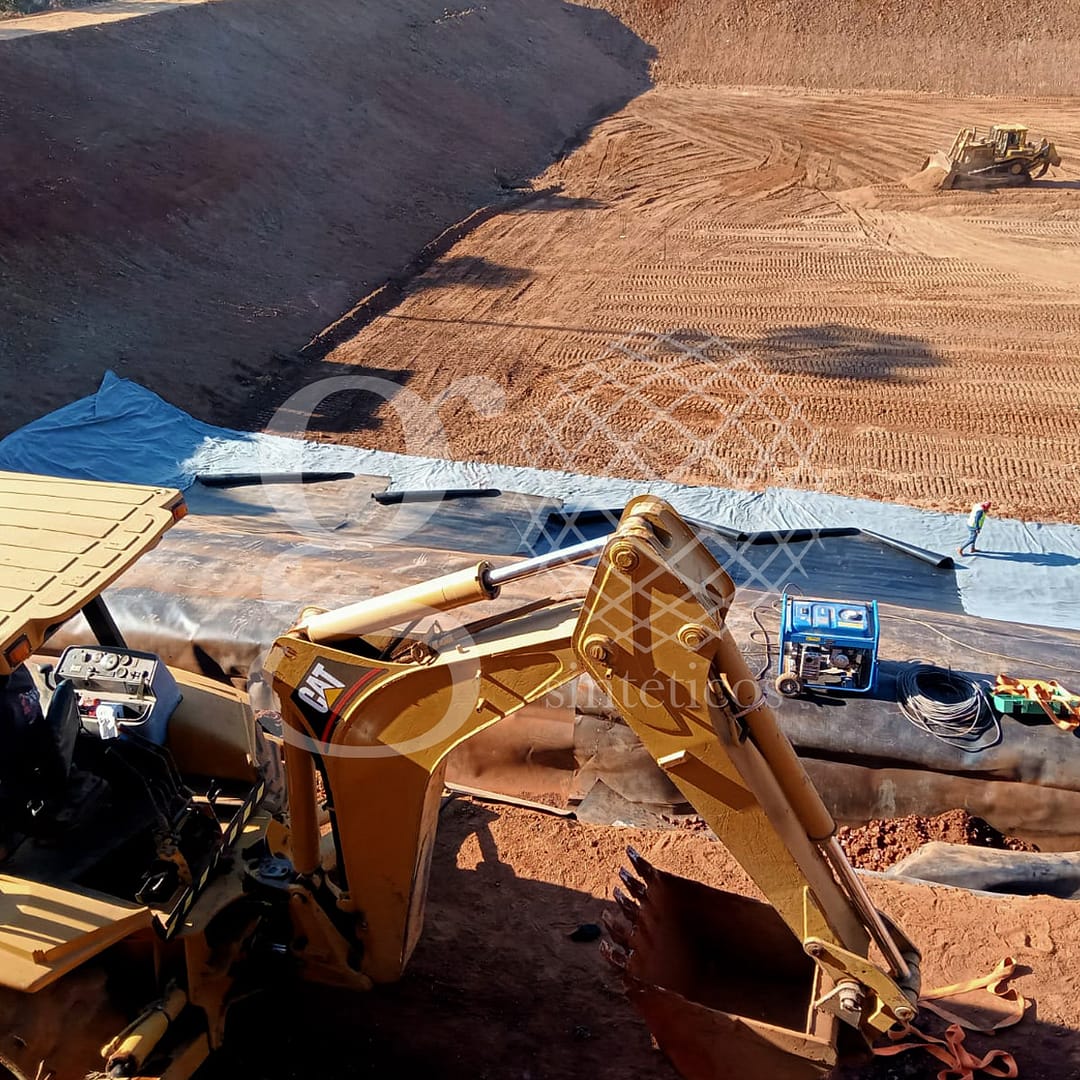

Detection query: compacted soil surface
xmin=205 ymin=800 xmax=1080 ymax=1080
xmin=310 ymin=86 xmax=1080 ymax=523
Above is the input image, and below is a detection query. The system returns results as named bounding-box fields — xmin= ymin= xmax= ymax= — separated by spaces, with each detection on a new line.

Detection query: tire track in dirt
xmin=312 ymin=86 xmax=1080 ymax=523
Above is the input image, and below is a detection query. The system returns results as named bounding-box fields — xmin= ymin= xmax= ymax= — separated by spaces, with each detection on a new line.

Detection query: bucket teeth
xmin=602 ymin=909 xmax=634 ymax=950
xmin=599 ymin=939 xmax=628 ymax=970
xmin=626 ymin=846 xmax=655 ymax=880
xmin=604 ymin=854 xmax=839 ymax=1080
xmin=618 ymin=866 xmax=648 ymax=900
xmin=612 ymin=885 xmax=640 ymax=920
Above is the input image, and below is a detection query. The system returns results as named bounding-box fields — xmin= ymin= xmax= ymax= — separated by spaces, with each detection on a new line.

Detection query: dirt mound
xmin=903 ymin=162 xmax=952 ymax=193
xmin=837 ymin=809 xmax=1038 ymax=872
xmin=581 ymin=0 xmax=1080 ymax=93
xmin=0 ymin=0 xmax=652 ymax=436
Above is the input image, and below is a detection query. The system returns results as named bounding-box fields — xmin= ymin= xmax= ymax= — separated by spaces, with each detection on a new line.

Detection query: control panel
xmin=55 ymin=645 xmax=181 ymax=744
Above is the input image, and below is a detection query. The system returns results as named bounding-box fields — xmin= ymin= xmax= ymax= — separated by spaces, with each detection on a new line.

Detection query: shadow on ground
xmin=0 ymin=0 xmax=655 ymax=437
xmin=749 ymin=324 xmax=941 ymax=382
xmin=405 ymin=255 xmax=534 ymax=295
xmin=974 ymin=551 xmax=1080 ymax=568
xmin=201 ymin=801 xmax=675 ymax=1080
xmin=261 ymin=364 xmax=417 ymax=438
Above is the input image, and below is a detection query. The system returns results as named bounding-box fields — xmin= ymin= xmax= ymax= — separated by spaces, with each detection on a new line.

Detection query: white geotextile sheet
xmin=2 ymin=372 xmax=1078 ymax=630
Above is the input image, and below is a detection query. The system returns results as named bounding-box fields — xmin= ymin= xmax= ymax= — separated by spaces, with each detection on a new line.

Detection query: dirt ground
xmin=4 ymin=7 xmax=1080 ymax=526
xmin=205 ymin=799 xmax=1080 ymax=1080
xmin=0 ymin=0 xmax=652 ymax=433
xmin=837 ymin=809 xmax=1037 ymax=872
xmin=579 ymin=0 xmax=1080 ymax=94
xmin=302 ymin=86 xmax=1080 ymax=523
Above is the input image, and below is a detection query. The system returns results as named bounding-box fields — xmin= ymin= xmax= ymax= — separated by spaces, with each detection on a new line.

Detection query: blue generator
xmin=775 ymin=593 xmax=879 ymax=697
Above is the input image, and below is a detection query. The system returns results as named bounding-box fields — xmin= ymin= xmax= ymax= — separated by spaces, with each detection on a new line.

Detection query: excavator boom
xmin=268 ymin=495 xmax=920 ymax=1080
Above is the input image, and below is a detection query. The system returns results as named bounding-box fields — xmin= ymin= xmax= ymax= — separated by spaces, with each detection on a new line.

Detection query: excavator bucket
xmin=603 ymin=849 xmax=843 ymax=1080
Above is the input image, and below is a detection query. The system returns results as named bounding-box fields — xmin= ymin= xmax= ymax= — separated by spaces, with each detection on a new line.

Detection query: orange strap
xmin=875 ymin=1022 xmax=1018 ymax=1080
xmin=1032 ymin=684 xmax=1080 ymax=733
xmin=993 ymin=675 xmax=1080 ymax=732
xmin=872 ymin=957 xmax=1030 ymax=1079
xmin=919 ymin=956 xmax=1029 ymax=1033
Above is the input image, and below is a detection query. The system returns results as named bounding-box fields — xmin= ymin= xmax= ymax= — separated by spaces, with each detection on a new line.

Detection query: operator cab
xmin=0 ymin=472 xmax=271 ymax=943
xmin=991 ymin=124 xmax=1027 ymax=156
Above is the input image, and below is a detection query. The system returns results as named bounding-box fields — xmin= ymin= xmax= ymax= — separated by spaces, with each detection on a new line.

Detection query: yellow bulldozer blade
xmin=920 ymin=150 xmax=958 ymax=189
xmin=602 ymin=848 xmax=848 ymax=1080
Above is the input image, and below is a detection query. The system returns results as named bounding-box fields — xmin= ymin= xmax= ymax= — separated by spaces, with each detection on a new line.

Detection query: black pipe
xmin=553 ymin=509 xmax=951 ymax=567
xmin=372 ymin=488 xmax=501 ymax=505
xmin=196 ymin=471 xmax=355 ymax=488
xmin=863 ymin=530 xmax=954 ymax=569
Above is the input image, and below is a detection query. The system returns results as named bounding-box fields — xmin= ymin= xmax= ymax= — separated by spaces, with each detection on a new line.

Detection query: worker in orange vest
xmin=957 ymin=500 xmax=991 ymax=556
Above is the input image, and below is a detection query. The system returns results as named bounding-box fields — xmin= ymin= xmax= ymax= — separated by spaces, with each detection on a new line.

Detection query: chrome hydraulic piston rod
xmin=299 ymin=535 xmax=611 ymax=642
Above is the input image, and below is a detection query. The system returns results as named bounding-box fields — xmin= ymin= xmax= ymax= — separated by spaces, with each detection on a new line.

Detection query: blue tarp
xmin=0 ymin=372 xmax=254 ymax=489
xmin=2 ymin=373 xmax=1079 ymax=630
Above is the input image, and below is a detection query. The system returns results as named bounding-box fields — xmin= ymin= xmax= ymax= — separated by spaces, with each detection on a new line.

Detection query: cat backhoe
xmin=0 ymin=471 xmax=920 ymax=1080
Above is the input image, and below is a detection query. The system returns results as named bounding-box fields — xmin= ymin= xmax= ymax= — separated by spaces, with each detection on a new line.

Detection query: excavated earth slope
xmin=5 ymin=1 xmax=1080 ymax=528
xmin=0 ymin=0 xmax=652 ymax=434
xmin=583 ymin=0 xmax=1080 ymax=93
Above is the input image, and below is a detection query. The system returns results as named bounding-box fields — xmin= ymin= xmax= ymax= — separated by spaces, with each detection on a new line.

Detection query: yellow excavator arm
xmin=267 ymin=495 xmax=920 ymax=1080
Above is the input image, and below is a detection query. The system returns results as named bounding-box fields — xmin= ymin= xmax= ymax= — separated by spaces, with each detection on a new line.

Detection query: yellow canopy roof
xmin=0 ymin=472 xmax=184 ymax=675
xmin=0 ymin=874 xmax=153 ymax=991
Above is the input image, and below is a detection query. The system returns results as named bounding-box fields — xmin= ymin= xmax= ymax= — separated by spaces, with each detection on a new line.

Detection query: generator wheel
xmin=774 ymin=673 xmax=802 ymax=698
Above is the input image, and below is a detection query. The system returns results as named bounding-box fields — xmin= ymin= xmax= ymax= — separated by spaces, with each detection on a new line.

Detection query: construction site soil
xmin=206 ymin=800 xmax=1080 ymax=1080
xmin=580 ymin=0 xmax=1080 ymax=93
xmin=3 ymin=2 xmax=1080 ymax=521
xmin=305 ymin=86 xmax=1080 ymax=523
xmin=836 ymin=809 xmax=1037 ymax=872
xmin=0 ymin=0 xmax=652 ymax=432
xmin=4 ymin=2 xmax=1080 ymax=1078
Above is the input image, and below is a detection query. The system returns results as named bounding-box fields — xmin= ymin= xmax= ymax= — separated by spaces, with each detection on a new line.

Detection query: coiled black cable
xmin=895 ymin=662 xmax=1000 ymax=752
xmin=748 ymin=587 xmax=803 ymax=681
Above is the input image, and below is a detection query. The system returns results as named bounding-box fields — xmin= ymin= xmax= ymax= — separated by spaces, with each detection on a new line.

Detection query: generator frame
xmin=775 ymin=593 xmax=880 ymax=698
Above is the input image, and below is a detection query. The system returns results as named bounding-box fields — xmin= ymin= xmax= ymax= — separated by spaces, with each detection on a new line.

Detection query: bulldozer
xmin=924 ymin=122 xmax=1061 ymax=188
xmin=0 ymin=471 xmax=922 ymax=1080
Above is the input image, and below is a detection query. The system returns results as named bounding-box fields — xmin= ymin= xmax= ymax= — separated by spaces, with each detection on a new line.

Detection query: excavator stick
xmin=604 ymin=848 xmax=841 ymax=1080
xmin=575 ymin=496 xmax=920 ymax=1080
